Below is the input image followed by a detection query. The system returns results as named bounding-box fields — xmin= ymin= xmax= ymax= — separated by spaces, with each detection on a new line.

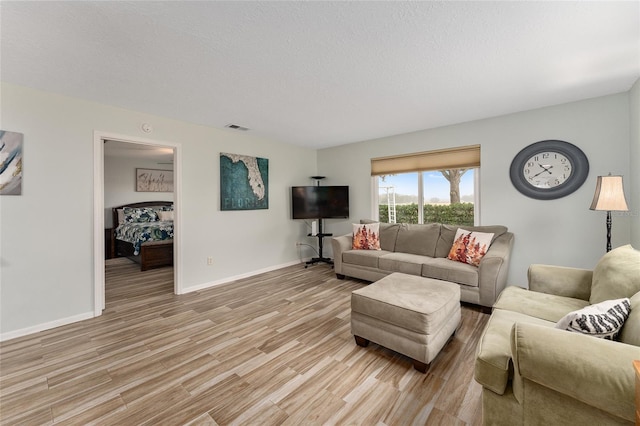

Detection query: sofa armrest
xmin=331 ymin=234 xmax=352 ymax=274
xmin=527 ymin=264 xmax=592 ymax=300
xmin=478 ymin=232 xmax=514 ymax=307
xmin=511 ymin=322 xmax=640 ymax=422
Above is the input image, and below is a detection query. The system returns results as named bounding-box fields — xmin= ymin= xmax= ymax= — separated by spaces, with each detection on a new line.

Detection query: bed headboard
xmin=111 ymin=201 xmax=173 ymax=229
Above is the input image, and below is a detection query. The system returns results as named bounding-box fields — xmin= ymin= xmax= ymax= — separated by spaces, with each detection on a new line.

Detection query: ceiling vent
xmin=225 ymin=124 xmax=250 ymax=131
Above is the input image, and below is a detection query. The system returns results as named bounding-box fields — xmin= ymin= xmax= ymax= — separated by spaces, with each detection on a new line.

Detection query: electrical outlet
xmin=207 ymin=257 xmax=213 ymax=265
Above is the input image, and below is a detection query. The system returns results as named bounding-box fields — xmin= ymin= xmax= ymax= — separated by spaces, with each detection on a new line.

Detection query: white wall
xmin=104 ymin=153 xmax=173 ymax=228
xmin=0 ymin=83 xmax=317 ymax=336
xmin=629 ymin=78 xmax=640 ymax=249
xmin=1 ymin=81 xmax=636 ymax=338
xmin=318 ymin=93 xmax=632 ymax=287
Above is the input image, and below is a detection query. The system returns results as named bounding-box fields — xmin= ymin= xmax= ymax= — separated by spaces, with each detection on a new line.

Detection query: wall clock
xmin=509 ymin=140 xmax=589 ymax=200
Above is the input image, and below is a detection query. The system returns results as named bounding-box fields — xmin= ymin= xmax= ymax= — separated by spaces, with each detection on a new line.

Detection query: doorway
xmin=93 ymin=131 xmax=182 ymax=315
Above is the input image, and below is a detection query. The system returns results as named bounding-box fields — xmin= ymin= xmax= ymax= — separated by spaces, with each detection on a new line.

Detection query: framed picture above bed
xmin=136 ymin=168 xmax=174 ymax=192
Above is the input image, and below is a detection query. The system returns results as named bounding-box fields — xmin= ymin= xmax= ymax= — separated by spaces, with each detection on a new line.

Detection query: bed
xmin=111 ymin=201 xmax=174 ymax=271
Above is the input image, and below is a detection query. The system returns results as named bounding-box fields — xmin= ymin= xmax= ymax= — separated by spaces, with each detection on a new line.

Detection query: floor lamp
xmin=589 ymin=174 xmax=629 ymax=252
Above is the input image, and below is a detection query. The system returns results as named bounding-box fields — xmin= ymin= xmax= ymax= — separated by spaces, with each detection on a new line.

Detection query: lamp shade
xmin=589 ymin=175 xmax=629 ymax=211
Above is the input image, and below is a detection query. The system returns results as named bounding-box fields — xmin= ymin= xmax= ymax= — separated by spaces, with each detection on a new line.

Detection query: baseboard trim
xmin=0 ymin=311 xmax=95 ymax=342
xmin=181 ymin=259 xmax=307 ymax=294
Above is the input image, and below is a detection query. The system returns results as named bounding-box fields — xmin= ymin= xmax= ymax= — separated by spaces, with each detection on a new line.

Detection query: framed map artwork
xmin=220 ymin=153 xmax=269 ymax=211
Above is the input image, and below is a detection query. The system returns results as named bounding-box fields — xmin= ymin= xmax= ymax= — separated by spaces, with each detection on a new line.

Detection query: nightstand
xmin=105 ymin=228 xmax=114 ymax=259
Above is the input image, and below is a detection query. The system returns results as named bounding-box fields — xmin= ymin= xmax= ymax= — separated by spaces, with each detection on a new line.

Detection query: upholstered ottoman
xmin=351 ymin=272 xmax=461 ymax=373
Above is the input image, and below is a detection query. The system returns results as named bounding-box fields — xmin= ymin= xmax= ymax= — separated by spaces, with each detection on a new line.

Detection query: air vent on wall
xmin=225 ymin=124 xmax=250 ymax=131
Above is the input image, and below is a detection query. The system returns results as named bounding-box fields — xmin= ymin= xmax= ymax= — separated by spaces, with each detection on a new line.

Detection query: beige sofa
xmin=331 ymin=222 xmax=514 ymax=309
xmin=475 ymin=244 xmax=640 ymax=425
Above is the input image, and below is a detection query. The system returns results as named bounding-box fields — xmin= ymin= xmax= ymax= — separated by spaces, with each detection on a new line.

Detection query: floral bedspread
xmin=115 ymin=221 xmax=174 ymax=255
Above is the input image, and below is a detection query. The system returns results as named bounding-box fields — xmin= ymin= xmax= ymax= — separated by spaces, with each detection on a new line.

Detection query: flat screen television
xmin=291 ymin=186 xmax=349 ymax=219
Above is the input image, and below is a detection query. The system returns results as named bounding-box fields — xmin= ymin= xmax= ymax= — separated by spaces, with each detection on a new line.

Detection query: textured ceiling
xmin=1 ymin=1 xmax=639 ymax=149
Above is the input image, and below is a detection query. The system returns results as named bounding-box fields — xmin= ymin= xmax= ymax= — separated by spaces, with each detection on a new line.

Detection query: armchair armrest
xmin=527 ymin=264 xmax=592 ymax=300
xmin=511 ymin=322 xmax=640 ymax=422
xmin=331 ymin=234 xmax=352 ymax=274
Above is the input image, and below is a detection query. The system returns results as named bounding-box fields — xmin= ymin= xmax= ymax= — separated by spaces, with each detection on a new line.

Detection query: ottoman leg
xmin=354 ymin=335 xmax=369 ymax=347
xmin=413 ymin=359 xmax=430 ymax=374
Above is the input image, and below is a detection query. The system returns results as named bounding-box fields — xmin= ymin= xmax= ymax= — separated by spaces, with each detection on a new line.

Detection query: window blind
xmin=371 ymin=145 xmax=480 ymax=176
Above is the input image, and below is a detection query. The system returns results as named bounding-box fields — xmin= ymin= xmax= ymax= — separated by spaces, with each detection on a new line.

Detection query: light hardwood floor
xmin=0 ymin=258 xmax=488 ymax=425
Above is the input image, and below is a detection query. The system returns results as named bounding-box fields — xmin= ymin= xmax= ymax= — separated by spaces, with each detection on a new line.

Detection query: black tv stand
xmin=305 ymin=219 xmax=333 ymax=268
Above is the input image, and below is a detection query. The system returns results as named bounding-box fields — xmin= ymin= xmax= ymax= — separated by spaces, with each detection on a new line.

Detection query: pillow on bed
xmin=123 ymin=207 xmax=158 ymax=223
xmin=158 ymin=210 xmax=174 ymax=221
xmin=117 ymin=209 xmax=125 ymax=225
xmin=150 ymin=205 xmax=173 ymax=218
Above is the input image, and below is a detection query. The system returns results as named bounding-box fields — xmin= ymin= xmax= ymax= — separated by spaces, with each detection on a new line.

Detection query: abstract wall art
xmin=0 ymin=130 xmax=24 ymax=195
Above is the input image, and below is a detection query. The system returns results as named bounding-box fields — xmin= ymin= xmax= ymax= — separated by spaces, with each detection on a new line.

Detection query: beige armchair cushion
xmin=590 ymin=244 xmax=640 ymax=304
xmin=493 ymin=286 xmax=589 ymax=323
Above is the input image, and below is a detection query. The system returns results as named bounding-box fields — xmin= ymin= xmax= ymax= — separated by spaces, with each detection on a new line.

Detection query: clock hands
xmin=539 ymin=164 xmax=553 ymax=174
xmin=531 ymin=164 xmax=553 ymax=178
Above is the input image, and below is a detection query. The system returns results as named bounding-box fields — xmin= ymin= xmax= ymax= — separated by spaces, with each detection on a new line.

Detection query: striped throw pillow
xmin=555 ymin=298 xmax=631 ymax=340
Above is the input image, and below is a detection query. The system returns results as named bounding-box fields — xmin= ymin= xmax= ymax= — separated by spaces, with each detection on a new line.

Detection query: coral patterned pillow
xmin=352 ymin=223 xmax=381 ymax=250
xmin=447 ymin=228 xmax=494 ymax=266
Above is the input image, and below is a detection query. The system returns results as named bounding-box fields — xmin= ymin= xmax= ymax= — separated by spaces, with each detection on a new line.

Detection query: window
xmin=372 ymin=145 xmax=480 ymax=226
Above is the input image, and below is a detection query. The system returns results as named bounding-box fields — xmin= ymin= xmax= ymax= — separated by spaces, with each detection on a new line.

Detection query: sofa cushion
xmin=378 ymin=252 xmax=426 ymax=276
xmin=436 ymin=224 xmax=508 ymax=258
xmin=493 ymin=286 xmax=589 ymax=323
xmin=394 ymin=223 xmax=441 ymax=257
xmin=352 ymin=223 xmax=381 ymax=250
xmin=360 ymin=220 xmax=401 ymax=252
xmin=342 ymin=249 xmax=392 ymax=269
xmin=475 ymin=308 xmax=554 ymax=395
xmin=555 ymin=298 xmax=631 ymax=340
xmin=447 ymin=228 xmax=494 ymax=267
xmin=590 ymin=244 xmax=640 ymax=304
xmin=422 ymin=257 xmax=478 ymax=287
xmin=619 ymin=291 xmax=640 ymax=346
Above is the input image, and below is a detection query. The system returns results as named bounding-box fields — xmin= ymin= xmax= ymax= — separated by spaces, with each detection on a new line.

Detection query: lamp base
xmin=605 ymin=210 xmax=612 ymax=252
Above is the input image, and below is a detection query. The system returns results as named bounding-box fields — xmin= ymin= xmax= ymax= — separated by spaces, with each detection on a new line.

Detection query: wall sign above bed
xmin=136 ymin=168 xmax=174 ymax=192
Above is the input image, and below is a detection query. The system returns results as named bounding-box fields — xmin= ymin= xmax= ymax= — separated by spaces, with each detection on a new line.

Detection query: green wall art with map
xmin=220 ymin=152 xmax=269 ymax=211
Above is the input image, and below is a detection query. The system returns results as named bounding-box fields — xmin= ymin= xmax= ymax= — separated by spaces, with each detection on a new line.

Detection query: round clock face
xmin=522 ymin=151 xmax=572 ymax=189
xmin=510 ymin=140 xmax=589 ymax=200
